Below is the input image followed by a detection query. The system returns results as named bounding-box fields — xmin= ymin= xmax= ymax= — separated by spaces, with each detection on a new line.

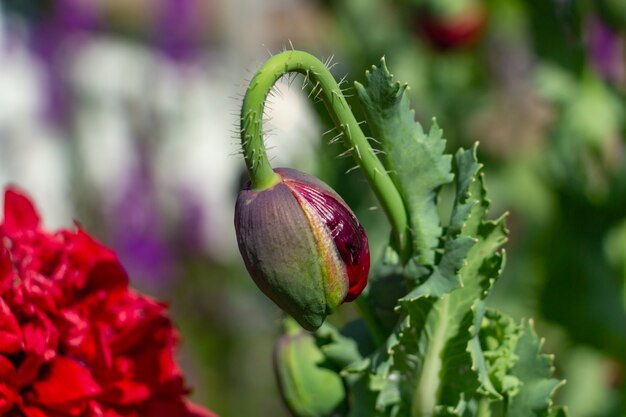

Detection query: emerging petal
xmin=284 ymin=176 xmax=369 ymax=301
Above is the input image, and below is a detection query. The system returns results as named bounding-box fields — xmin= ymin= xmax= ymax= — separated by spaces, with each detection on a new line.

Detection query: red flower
xmin=0 ymin=187 xmax=218 ymax=417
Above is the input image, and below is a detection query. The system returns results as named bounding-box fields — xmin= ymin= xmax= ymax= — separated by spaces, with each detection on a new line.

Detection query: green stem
xmin=240 ymin=50 xmax=409 ymax=254
xmin=477 ymin=398 xmax=491 ymax=417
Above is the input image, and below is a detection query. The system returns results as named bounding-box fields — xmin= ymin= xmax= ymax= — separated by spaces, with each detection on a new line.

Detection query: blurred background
xmin=0 ymin=0 xmax=625 ymax=415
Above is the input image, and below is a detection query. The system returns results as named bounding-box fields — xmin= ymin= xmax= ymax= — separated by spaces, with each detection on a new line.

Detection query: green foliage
xmin=274 ymin=320 xmax=349 ymax=417
xmin=505 ymin=320 xmax=564 ymax=417
xmin=355 ymin=60 xmax=453 ymax=267
xmin=335 ymin=59 xmax=563 ymax=417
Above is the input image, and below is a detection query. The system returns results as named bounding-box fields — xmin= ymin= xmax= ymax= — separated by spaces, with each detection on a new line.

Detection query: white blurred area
xmin=0 ymin=0 xmax=324 ymax=260
xmin=0 ymin=5 xmax=71 ymax=229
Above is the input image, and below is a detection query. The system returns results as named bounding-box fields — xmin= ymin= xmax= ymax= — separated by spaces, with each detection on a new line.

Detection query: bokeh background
xmin=1 ymin=0 xmax=626 ymax=415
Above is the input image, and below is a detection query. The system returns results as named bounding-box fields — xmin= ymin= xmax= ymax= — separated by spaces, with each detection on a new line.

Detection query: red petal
xmin=15 ymin=351 xmax=44 ymax=389
xmin=99 ymin=380 xmax=150 ymax=405
xmin=0 ymin=249 xmax=12 ymax=296
xmin=0 ymin=355 xmax=16 ymax=383
xmin=0 ymin=297 xmax=23 ymax=354
xmin=86 ymin=401 xmax=128 ymax=417
xmin=0 ymin=383 xmax=16 ymax=414
xmin=22 ymin=315 xmax=58 ymax=361
xmin=144 ymin=397 xmax=187 ymax=417
xmin=284 ymin=173 xmax=370 ymax=302
xmin=66 ymin=229 xmax=129 ymax=292
xmin=86 ymin=260 xmax=129 ymax=294
xmin=21 ymin=405 xmax=49 ymax=417
xmin=132 ymin=341 xmax=184 ymax=393
xmin=31 ymin=357 xmax=101 ymax=406
xmin=3 ymin=187 xmax=40 ymax=230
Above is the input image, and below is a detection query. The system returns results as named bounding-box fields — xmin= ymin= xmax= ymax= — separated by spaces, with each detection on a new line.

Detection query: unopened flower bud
xmin=235 ymin=168 xmax=370 ymax=330
xmin=273 ymin=321 xmax=347 ymax=417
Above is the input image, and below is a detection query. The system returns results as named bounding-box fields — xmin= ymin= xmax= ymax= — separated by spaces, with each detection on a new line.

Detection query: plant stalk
xmin=239 ymin=50 xmax=409 ymax=255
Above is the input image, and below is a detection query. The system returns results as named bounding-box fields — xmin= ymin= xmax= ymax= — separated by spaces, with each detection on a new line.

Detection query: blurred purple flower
xmin=107 ymin=148 xmax=175 ymax=292
xmin=176 ymin=186 xmax=207 ymax=252
xmin=155 ymin=0 xmax=204 ymax=62
xmin=586 ymin=16 xmax=625 ymax=84
xmin=29 ymin=0 xmax=100 ymax=124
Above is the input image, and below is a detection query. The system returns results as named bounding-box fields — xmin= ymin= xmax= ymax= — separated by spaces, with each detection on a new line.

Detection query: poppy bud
xmin=273 ymin=322 xmax=347 ymax=417
xmin=235 ymin=168 xmax=370 ymax=330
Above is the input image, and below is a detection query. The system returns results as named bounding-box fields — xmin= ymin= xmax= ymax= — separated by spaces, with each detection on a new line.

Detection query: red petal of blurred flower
xmin=0 ymin=297 xmax=23 ymax=354
xmin=31 ymin=356 xmax=101 ymax=406
xmin=16 ymin=352 xmax=44 ymax=389
xmin=21 ymin=405 xmax=49 ymax=417
xmin=99 ymin=380 xmax=151 ymax=405
xmin=3 ymin=187 xmax=41 ymax=230
xmin=71 ymin=229 xmax=129 ymax=292
xmin=0 ymin=249 xmax=12 ymax=296
xmin=22 ymin=313 xmax=59 ymax=362
xmin=87 ymin=260 xmax=129 ymax=293
xmin=144 ymin=397 xmax=196 ymax=417
xmin=0 ymin=383 xmax=16 ymax=414
xmin=133 ymin=340 xmax=185 ymax=393
xmin=1 ymin=187 xmax=217 ymax=416
xmin=0 ymin=354 xmax=16 ymax=382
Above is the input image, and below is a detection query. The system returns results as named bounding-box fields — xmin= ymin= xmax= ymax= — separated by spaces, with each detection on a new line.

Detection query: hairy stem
xmin=240 ymin=50 xmax=409 ymax=254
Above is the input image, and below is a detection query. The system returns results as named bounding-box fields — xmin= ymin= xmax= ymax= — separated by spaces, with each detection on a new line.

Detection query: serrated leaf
xmin=478 ymin=309 xmax=523 ymax=397
xmin=448 ymin=144 xmax=486 ymax=238
xmin=355 ymin=59 xmax=453 ymax=265
xmin=505 ymin=320 xmax=565 ymax=417
xmin=401 ymin=236 xmax=475 ymax=300
xmin=344 ymin=58 xmax=566 ymax=417
xmin=361 ymin=145 xmax=508 ymax=417
xmin=316 ymin=322 xmax=364 ymax=369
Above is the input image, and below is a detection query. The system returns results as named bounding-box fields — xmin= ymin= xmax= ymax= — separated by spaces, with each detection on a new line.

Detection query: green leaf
xmin=474 ymin=311 xmax=567 ymax=417
xmin=333 ymin=58 xmax=565 ymax=417
xmin=347 ymin=372 xmax=387 ymax=417
xmin=478 ymin=309 xmax=523 ymax=397
xmin=355 ymin=59 xmax=453 ymax=265
xmin=547 ymin=406 xmax=569 ymax=417
xmin=505 ymin=320 xmax=565 ymax=417
xmin=274 ymin=323 xmax=348 ymax=417
xmin=316 ymin=322 xmax=364 ymax=369
xmin=359 ymin=145 xmax=508 ymax=417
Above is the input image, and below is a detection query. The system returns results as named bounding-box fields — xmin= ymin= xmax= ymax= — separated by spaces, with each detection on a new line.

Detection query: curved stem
xmin=240 ymin=50 xmax=409 ymax=253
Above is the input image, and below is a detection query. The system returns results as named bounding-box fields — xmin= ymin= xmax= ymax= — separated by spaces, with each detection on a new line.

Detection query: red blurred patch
xmin=0 ymin=188 xmax=218 ymax=416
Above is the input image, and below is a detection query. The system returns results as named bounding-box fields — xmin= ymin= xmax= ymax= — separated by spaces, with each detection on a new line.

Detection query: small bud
xmin=273 ymin=322 xmax=347 ymax=417
xmin=235 ymin=168 xmax=370 ymax=330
